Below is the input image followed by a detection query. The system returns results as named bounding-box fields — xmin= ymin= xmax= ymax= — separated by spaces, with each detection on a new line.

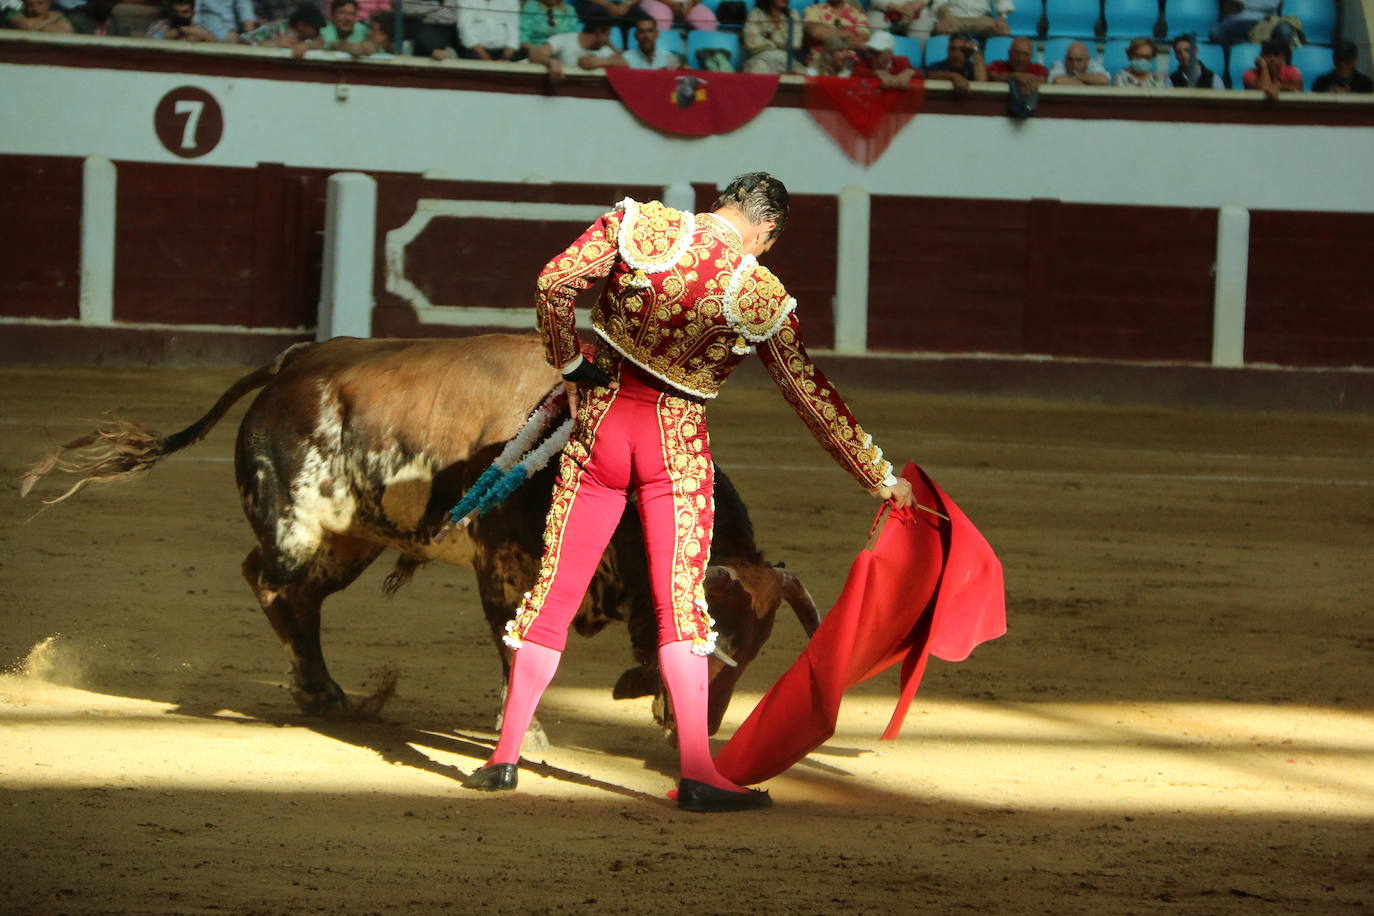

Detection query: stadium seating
xmin=1281 ymin=0 xmax=1338 ymax=44
xmin=1290 ymin=42 xmax=1334 ymax=89
xmin=687 ymin=29 xmax=742 ymax=69
xmin=983 ymin=35 xmax=1013 ymax=63
xmin=1227 ymin=41 xmax=1261 ymax=88
xmin=1005 ymin=0 xmax=1045 ymax=37
xmin=891 ymin=34 xmax=923 ymax=67
xmin=1101 ymin=37 xmax=1133 ymax=70
xmin=1193 ymin=40 xmax=1225 ymax=80
xmin=1103 ymin=0 xmax=1161 ymax=38
xmin=659 ymin=29 xmax=686 ymax=58
xmin=1044 ymin=0 xmax=1102 ymax=37
xmin=789 ymin=0 xmax=813 ymax=12
xmin=924 ymin=33 xmax=950 ymax=66
xmin=1039 ymin=35 xmax=1076 ymax=67
xmin=1160 ymin=0 xmax=1217 ymax=39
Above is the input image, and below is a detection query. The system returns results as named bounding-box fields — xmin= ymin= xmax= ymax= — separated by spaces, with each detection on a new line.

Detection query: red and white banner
xmin=803 ymin=76 xmax=926 ymax=167
xmin=606 ymin=69 xmax=781 ymax=137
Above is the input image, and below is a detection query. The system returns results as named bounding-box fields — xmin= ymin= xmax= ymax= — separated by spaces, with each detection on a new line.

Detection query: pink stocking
xmin=659 ymin=639 xmax=748 ymax=793
xmin=488 ymin=641 xmax=562 ymax=766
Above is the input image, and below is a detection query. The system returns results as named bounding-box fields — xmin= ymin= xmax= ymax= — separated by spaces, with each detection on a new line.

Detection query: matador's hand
xmin=562 ymin=358 xmax=617 ymax=417
xmin=873 ymin=477 xmax=914 ymax=508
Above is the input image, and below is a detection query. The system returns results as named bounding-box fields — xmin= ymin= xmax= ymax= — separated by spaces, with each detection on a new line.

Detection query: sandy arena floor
xmin=2 ymin=363 xmax=1372 ymax=915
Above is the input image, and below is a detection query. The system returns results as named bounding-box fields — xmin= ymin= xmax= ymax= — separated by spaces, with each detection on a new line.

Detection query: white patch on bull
xmin=275 ymin=388 xmax=357 ymax=562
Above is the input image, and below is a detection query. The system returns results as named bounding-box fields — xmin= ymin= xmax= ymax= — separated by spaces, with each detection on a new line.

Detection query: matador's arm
xmin=757 ymin=312 xmax=898 ymax=491
xmin=534 ymin=209 xmax=622 ymax=371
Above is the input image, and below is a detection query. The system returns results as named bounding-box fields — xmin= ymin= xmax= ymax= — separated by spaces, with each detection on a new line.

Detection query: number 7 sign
xmin=154 ymin=87 xmax=224 ymax=159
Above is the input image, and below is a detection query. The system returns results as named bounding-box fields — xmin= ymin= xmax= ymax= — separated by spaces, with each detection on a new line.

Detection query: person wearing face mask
xmin=459 ymin=172 xmax=914 ymax=812
xmin=1111 ymin=36 xmax=1169 ymax=88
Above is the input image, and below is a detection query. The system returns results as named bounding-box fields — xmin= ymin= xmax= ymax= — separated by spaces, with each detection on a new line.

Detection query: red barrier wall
xmin=0 ymin=155 xmax=82 ymax=321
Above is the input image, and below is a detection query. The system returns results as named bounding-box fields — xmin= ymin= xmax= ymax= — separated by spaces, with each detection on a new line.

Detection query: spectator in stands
xmin=455 ymin=0 xmax=523 ymax=60
xmin=5 ymin=0 xmax=75 ymax=30
xmin=805 ymin=31 xmax=854 ymax=75
xmin=353 ymin=0 xmax=391 ymax=24
xmin=742 ymin=0 xmax=803 ymax=74
xmin=624 ymin=15 xmax=679 ymax=66
xmin=321 ymin=0 xmax=367 ymax=43
xmin=802 ymin=0 xmax=868 ymax=61
xmin=1111 ymin=36 xmax=1168 ymax=87
xmin=851 ymin=29 xmax=918 ymax=88
xmin=68 ymin=0 xmax=134 ymax=33
xmin=866 ymin=0 xmax=930 ymax=43
xmin=333 ymin=7 xmax=394 ymax=53
xmin=575 ymin=0 xmax=646 ymax=31
xmin=145 ymin=0 xmax=216 ymax=37
xmin=193 ymin=0 xmax=254 ymax=40
xmin=924 ymin=30 xmax=984 ymax=94
xmin=1312 ymin=41 xmax=1374 ymax=94
xmin=986 ymin=34 xmax=1046 ymax=90
xmin=1209 ymin=0 xmax=1293 ymax=48
xmin=401 ymin=0 xmax=459 ymax=57
xmin=530 ymin=13 xmax=626 ymax=81
xmin=520 ymin=0 xmax=577 ymax=51
xmin=1048 ymin=39 xmax=1108 ymax=85
xmin=931 ymin=0 xmax=1009 ymax=38
xmin=1168 ymin=34 xmax=1216 ymax=88
xmin=639 ymin=0 xmax=716 ymax=33
xmin=259 ymin=2 xmax=325 ymax=53
xmin=1243 ymin=38 xmax=1301 ymax=98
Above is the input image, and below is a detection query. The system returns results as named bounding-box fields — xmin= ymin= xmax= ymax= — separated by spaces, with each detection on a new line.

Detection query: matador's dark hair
xmin=712 ymin=172 xmax=789 ymax=240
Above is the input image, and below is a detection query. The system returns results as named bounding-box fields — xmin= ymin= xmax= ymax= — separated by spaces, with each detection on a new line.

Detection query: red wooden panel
xmin=114 ymin=161 xmax=258 ymax=326
xmin=1245 ymin=210 xmax=1374 ymax=367
xmin=868 ymin=196 xmax=1027 ymax=353
xmin=1026 ymin=203 xmax=1216 ymax=362
xmin=761 ymin=193 xmax=836 ymax=350
xmin=0 ymin=154 xmax=82 ymax=320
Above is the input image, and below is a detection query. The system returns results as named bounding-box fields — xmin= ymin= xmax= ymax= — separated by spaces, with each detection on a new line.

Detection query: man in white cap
xmin=852 ymin=29 xmax=920 ymax=88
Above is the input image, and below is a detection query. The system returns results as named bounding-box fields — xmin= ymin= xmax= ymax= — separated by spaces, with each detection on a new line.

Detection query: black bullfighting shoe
xmin=676 ymin=779 xmax=772 ymax=813
xmin=462 ymin=763 xmax=518 ymax=791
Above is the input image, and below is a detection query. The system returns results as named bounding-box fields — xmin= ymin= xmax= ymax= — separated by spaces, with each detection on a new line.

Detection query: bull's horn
xmin=706 ymin=564 xmax=741 ymax=582
xmin=712 ymin=647 xmax=739 ymax=668
xmin=778 ymin=569 xmax=822 ymax=637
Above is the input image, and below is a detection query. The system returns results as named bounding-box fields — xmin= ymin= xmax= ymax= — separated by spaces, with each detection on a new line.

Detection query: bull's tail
xmin=20 ymin=342 xmax=313 ymax=507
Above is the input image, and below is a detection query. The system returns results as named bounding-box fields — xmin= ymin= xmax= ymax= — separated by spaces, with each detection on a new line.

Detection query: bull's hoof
xmin=291 ymin=680 xmax=348 ymax=717
xmin=462 ymin=763 xmax=518 ymax=791
xmin=523 ymin=721 xmax=550 ymax=753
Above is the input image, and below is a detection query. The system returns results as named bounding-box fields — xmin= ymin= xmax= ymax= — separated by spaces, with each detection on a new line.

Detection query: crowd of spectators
xmin=2 ymin=0 xmax=1369 ymax=99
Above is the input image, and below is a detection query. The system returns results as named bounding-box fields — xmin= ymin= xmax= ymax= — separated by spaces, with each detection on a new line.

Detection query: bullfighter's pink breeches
xmin=505 ymin=359 xmax=717 ymax=655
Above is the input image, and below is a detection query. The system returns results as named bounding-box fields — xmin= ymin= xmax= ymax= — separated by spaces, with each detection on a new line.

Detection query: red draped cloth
xmin=714 ymin=462 xmax=1005 ymax=786
xmin=803 ymin=76 xmax=925 ymax=167
xmin=606 ymin=70 xmax=781 ymax=137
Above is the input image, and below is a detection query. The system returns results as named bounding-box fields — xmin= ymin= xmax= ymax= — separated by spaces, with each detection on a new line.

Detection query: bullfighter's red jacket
xmin=534 ymin=198 xmax=897 ymax=491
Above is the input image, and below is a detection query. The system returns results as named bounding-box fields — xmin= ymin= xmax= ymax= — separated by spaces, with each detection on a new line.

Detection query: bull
xmin=21 ymin=334 xmax=819 ymax=748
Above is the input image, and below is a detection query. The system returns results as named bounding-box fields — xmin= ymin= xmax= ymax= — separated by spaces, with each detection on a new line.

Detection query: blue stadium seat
xmin=1290 ymin=42 xmax=1334 ymax=89
xmin=1104 ymin=0 xmax=1160 ymax=38
xmin=611 ymin=27 xmax=626 ymax=50
xmin=1193 ymin=40 xmax=1224 ymax=79
xmin=789 ymin=0 xmax=814 ymax=12
xmin=1282 ymin=0 xmax=1338 ymax=44
xmin=1039 ymin=35 xmax=1077 ymax=66
xmin=1005 ymin=0 xmax=1044 ymax=37
xmin=1228 ymin=41 xmax=1261 ymax=88
xmin=983 ymin=35 xmax=1013 ymax=62
xmin=1160 ymin=0 xmax=1217 ymax=39
xmin=687 ymin=29 xmax=742 ymax=70
xmin=699 ymin=0 xmax=726 ymax=10
xmin=1045 ymin=0 xmax=1101 ymax=37
xmin=924 ymin=33 xmax=950 ymax=67
xmin=1102 ymin=37 xmax=1134 ymax=70
xmin=658 ymin=28 xmax=686 ymax=58
xmin=891 ymin=34 xmax=923 ymax=66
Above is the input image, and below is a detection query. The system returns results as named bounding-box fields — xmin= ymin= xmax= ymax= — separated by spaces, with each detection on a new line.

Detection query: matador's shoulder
xmin=724 ymin=257 xmax=796 ymax=348
xmin=615 ymin=198 xmax=697 ymax=274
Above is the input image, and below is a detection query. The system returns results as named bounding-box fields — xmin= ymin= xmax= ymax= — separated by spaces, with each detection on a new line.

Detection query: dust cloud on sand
xmin=2 ymin=366 xmax=1371 ymax=914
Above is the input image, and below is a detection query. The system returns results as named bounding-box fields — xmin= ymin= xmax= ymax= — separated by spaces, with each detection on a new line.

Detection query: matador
xmin=461 ymin=172 xmax=914 ymax=811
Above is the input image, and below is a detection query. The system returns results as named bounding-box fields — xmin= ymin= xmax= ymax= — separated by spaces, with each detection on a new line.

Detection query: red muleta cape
xmin=714 ymin=462 xmax=1006 ymax=786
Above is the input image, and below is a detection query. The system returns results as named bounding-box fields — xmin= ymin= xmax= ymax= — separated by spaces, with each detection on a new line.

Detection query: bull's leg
xmin=242 ymin=534 xmax=384 ymax=716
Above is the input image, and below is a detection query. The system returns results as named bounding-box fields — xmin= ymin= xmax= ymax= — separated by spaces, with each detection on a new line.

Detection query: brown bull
xmin=22 ymin=334 xmax=819 ymax=746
